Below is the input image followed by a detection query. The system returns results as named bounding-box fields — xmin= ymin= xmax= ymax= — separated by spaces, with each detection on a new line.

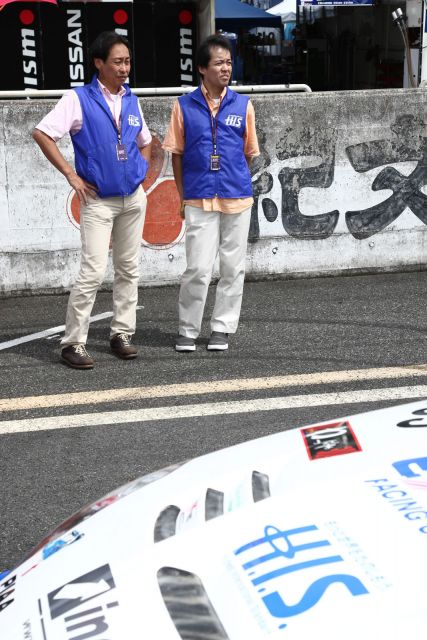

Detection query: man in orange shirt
xmin=163 ymin=34 xmax=260 ymax=352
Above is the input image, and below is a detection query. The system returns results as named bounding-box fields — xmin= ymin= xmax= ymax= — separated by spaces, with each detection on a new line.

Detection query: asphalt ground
xmin=1 ymin=270 xmax=427 ymax=570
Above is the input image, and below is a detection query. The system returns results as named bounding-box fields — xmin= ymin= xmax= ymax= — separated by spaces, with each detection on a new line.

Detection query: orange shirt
xmin=163 ymin=84 xmax=260 ymax=214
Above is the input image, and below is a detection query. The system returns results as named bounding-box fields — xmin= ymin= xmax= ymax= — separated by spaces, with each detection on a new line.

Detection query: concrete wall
xmin=1 ymin=88 xmax=426 ymax=295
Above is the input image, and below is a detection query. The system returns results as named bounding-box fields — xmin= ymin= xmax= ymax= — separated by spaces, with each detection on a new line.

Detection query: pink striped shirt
xmin=35 ymin=79 xmax=152 ymax=148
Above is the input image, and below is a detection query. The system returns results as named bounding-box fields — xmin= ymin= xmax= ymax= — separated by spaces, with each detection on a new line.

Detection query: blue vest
xmin=71 ymin=75 xmax=148 ymax=198
xmin=179 ymin=87 xmax=253 ymax=199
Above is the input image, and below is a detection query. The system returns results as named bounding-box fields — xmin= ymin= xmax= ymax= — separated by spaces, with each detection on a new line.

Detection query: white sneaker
xmin=175 ymin=335 xmax=196 ymax=352
xmin=207 ymin=332 xmax=229 ymax=351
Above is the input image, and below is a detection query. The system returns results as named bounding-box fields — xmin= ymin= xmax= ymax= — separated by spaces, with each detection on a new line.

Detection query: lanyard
xmin=115 ymin=116 xmax=122 ymax=144
xmin=210 ymin=110 xmax=219 ymax=154
xmin=115 ymin=115 xmax=127 ymax=161
xmin=208 ymin=96 xmax=222 ymax=154
xmin=111 ymin=94 xmax=123 ymax=143
xmin=107 ymin=89 xmax=123 ymax=142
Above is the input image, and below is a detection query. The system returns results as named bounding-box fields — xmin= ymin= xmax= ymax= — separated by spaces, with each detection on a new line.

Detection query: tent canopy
xmin=267 ymin=0 xmax=297 ymax=23
xmin=215 ymin=0 xmax=282 ymax=31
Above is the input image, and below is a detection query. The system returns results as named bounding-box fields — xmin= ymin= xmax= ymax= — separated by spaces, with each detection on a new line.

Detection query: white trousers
xmin=61 ymin=186 xmax=147 ymax=346
xmin=178 ymin=205 xmax=251 ymax=339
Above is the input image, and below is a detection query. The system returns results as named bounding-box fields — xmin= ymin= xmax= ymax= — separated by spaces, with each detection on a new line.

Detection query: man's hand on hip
xmin=66 ymin=172 xmax=98 ymax=204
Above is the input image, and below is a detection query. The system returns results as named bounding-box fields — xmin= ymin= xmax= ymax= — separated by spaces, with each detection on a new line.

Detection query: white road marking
xmin=0 ymin=307 xmax=143 ymax=352
xmin=1 ymin=385 xmax=427 ymax=435
xmin=0 ymin=323 xmax=72 ymax=351
xmin=1 ymin=365 xmax=426 ymax=412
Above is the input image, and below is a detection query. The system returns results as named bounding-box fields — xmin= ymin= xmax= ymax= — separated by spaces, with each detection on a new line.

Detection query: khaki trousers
xmin=61 ymin=186 xmax=146 ymax=347
xmin=178 ymin=205 xmax=251 ymax=339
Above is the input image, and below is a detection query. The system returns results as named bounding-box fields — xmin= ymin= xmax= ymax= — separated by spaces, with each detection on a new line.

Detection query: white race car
xmin=1 ymin=400 xmax=426 ymax=639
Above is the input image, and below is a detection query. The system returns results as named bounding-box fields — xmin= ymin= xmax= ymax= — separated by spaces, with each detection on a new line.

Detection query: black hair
xmin=89 ymin=31 xmax=131 ymax=73
xmin=196 ymin=34 xmax=232 ymax=75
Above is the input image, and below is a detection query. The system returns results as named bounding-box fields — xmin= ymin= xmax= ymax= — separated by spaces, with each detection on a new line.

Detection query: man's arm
xmin=32 ymin=128 xmax=97 ymax=204
xmin=171 ymin=153 xmax=183 ymax=199
xmin=244 ymin=100 xmax=260 ymax=169
xmin=139 ymin=142 xmax=152 ymax=164
xmin=162 ymin=100 xmax=185 ymax=216
xmin=171 ymin=154 xmax=185 ymax=218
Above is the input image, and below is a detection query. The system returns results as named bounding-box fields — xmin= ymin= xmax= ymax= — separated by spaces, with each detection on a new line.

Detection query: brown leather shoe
xmin=110 ymin=333 xmax=138 ymax=359
xmin=61 ymin=344 xmax=94 ymax=369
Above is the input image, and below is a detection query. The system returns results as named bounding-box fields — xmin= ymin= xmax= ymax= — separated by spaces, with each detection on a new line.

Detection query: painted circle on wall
xmin=65 ymin=138 xmax=184 ymax=249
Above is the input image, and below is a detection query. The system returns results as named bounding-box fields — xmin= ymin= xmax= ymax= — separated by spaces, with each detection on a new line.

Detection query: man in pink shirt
xmin=33 ymin=31 xmax=151 ymax=370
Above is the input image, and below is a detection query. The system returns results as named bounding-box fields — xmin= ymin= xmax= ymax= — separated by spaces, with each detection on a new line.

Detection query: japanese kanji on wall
xmin=248 ymin=111 xmax=427 ymax=242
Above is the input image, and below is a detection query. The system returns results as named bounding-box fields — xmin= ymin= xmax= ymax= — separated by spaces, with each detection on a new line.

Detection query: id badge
xmin=116 ymin=143 xmax=128 ymax=161
xmin=210 ymin=154 xmax=220 ymax=171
